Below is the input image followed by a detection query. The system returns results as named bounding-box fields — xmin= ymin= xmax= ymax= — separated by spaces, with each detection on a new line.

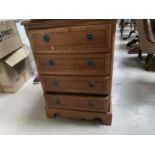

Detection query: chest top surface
xmin=22 ymin=19 xmax=116 ymax=29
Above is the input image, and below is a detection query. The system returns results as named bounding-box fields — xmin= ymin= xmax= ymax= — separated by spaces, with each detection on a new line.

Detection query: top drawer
xmin=29 ymin=24 xmax=112 ymax=52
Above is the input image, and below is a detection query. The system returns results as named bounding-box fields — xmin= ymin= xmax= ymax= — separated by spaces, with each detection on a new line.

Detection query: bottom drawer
xmin=45 ymin=93 xmax=110 ymax=112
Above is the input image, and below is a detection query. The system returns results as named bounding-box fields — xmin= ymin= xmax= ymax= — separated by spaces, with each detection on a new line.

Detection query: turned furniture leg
xmin=144 ymin=54 xmax=153 ymax=71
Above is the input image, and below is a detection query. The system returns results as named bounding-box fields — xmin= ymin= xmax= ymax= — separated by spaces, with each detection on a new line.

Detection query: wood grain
xmin=22 ymin=19 xmax=116 ymax=29
xmin=41 ymin=75 xmax=110 ymax=95
xmin=45 ymin=106 xmax=112 ymax=125
xmin=35 ymin=53 xmax=111 ymax=76
xmin=22 ymin=20 xmax=116 ymax=125
xmin=29 ymin=24 xmax=112 ymax=51
xmin=45 ymin=93 xmax=110 ymax=112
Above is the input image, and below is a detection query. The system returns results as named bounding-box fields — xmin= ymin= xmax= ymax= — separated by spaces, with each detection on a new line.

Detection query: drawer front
xmin=36 ymin=53 xmax=111 ymax=75
xmin=45 ymin=94 xmax=110 ymax=112
xmin=41 ymin=75 xmax=110 ymax=95
xmin=30 ymin=24 xmax=112 ymax=52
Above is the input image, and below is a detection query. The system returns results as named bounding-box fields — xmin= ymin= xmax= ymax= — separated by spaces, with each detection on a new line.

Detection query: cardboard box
xmin=0 ymin=45 xmax=33 ymax=93
xmin=0 ymin=20 xmax=23 ymax=59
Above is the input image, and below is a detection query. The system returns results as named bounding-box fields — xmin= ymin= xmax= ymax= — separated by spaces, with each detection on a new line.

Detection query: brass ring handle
xmin=52 ymin=80 xmax=58 ymax=86
xmin=48 ymin=59 xmax=55 ymax=66
xmin=55 ymin=98 xmax=61 ymax=104
xmin=87 ymin=59 xmax=95 ymax=66
xmin=88 ymin=101 xmax=95 ymax=107
xmin=43 ymin=35 xmax=50 ymax=42
xmin=87 ymin=32 xmax=94 ymax=40
xmin=88 ymin=81 xmax=95 ymax=88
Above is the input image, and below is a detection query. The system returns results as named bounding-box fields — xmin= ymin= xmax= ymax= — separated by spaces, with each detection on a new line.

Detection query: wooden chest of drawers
xmin=22 ymin=20 xmax=116 ymax=125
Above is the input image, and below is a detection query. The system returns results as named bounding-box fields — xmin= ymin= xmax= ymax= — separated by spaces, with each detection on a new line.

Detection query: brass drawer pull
xmin=87 ymin=32 xmax=94 ymax=40
xmin=87 ymin=59 xmax=95 ymax=66
xmin=88 ymin=81 xmax=95 ymax=88
xmin=88 ymin=101 xmax=95 ymax=107
xmin=48 ymin=59 xmax=55 ymax=66
xmin=52 ymin=80 xmax=58 ymax=86
xmin=43 ymin=35 xmax=50 ymax=42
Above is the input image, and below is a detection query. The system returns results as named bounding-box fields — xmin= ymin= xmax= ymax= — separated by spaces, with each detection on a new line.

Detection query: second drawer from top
xmin=35 ymin=53 xmax=111 ymax=76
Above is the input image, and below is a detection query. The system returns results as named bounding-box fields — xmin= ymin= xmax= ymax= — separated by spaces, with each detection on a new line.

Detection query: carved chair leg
xmin=123 ymin=30 xmax=136 ymax=40
xmin=119 ymin=19 xmax=123 ymax=27
xmin=138 ymin=51 xmax=143 ymax=60
xmin=120 ymin=27 xmax=124 ymax=37
xmin=128 ymin=46 xmax=142 ymax=55
xmin=119 ymin=19 xmax=130 ymax=38
xmin=127 ymin=38 xmax=139 ymax=47
xmin=120 ymin=29 xmax=123 ymax=37
xmin=144 ymin=54 xmax=153 ymax=71
xmin=119 ymin=19 xmax=124 ymax=36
